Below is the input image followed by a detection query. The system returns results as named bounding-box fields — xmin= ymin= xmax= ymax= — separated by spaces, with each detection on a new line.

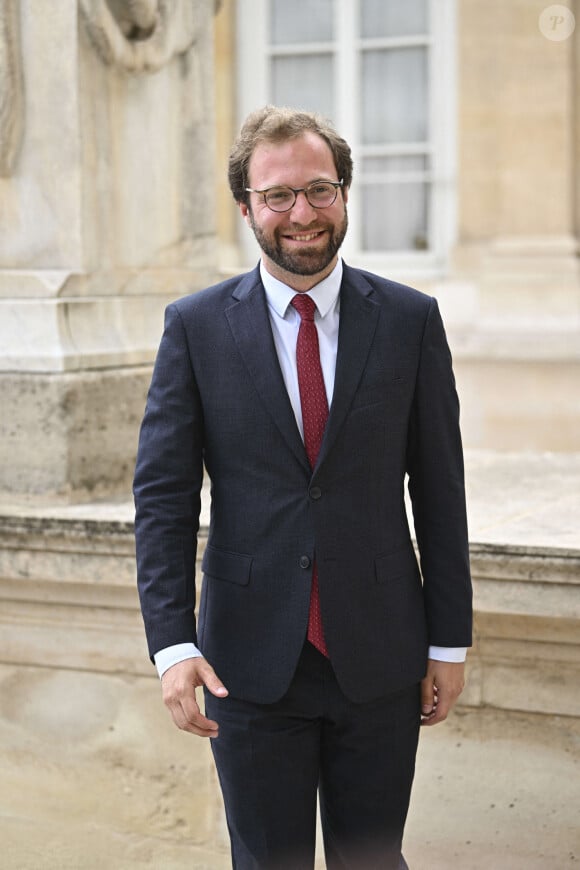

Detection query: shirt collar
xmin=260 ymin=258 xmax=343 ymax=319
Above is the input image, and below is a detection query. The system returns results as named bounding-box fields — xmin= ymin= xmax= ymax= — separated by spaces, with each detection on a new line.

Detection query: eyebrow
xmin=254 ymin=177 xmax=338 ymax=190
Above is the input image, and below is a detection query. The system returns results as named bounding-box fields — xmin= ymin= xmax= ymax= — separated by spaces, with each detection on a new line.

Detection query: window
xmin=236 ymin=0 xmax=457 ymax=276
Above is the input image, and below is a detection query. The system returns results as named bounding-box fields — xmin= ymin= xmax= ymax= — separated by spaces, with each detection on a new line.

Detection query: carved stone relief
xmin=79 ymin=0 xmax=207 ymax=73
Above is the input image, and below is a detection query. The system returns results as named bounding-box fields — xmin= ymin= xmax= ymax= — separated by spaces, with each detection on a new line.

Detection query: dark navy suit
xmin=134 ymin=262 xmax=472 ymax=868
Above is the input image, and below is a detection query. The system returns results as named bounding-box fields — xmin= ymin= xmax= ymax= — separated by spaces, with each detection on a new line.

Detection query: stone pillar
xmin=0 ymin=0 xmax=218 ymax=497
xmin=444 ymin=0 xmax=580 ymax=450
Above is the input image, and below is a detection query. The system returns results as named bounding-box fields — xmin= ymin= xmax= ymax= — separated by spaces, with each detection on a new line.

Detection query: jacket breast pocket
xmin=350 ymin=372 xmax=407 ymax=412
xmin=201 ymin=544 xmax=253 ymax=586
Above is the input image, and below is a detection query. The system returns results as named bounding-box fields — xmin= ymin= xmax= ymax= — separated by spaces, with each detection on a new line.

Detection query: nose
xmin=289 ymin=189 xmax=318 ymax=224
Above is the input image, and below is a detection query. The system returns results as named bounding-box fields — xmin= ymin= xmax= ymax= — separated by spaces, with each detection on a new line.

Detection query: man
xmin=134 ymin=105 xmax=472 ymax=870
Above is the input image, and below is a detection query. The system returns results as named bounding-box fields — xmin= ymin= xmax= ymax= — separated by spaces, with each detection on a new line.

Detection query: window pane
xmin=271 ymin=55 xmax=334 ymax=118
xmin=362 ymin=155 xmax=428 ymax=175
xmin=361 ymin=182 xmax=429 ymax=251
xmin=360 ymin=0 xmax=428 ymax=38
xmin=270 ymin=0 xmax=334 ymax=44
xmin=361 ymin=48 xmax=428 ymax=144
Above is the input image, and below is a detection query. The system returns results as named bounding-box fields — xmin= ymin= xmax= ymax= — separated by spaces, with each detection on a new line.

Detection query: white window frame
xmin=236 ymin=0 xmax=457 ymax=280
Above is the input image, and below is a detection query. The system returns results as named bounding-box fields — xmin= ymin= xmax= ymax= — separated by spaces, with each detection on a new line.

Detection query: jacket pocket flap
xmin=375 ymin=542 xmax=418 ymax=584
xmin=202 ymin=545 xmax=252 ymax=586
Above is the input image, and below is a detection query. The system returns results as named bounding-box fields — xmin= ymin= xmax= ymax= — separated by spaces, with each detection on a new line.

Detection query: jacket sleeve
xmin=133 ymin=303 xmax=204 ymax=659
xmin=406 ymin=297 xmax=473 ymax=647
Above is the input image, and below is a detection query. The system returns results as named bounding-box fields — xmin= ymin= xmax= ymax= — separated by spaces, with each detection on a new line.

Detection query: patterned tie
xmin=291 ymin=293 xmax=329 ymax=657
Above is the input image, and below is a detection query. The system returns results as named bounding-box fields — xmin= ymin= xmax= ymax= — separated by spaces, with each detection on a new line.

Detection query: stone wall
xmin=3 ymin=519 xmax=578 ymax=717
xmin=2 ymin=452 xmax=579 ymax=713
xmin=0 ymin=0 xmax=219 ymax=498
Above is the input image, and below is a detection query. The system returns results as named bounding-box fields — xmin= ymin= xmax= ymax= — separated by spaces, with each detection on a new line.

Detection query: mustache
xmin=280 ymin=223 xmax=328 ymax=233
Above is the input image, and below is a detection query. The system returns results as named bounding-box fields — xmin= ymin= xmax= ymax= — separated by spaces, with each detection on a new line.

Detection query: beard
xmin=248 ymin=207 xmax=348 ymax=277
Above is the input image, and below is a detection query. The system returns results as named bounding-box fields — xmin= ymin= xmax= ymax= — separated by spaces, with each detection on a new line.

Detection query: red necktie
xmin=291 ymin=293 xmax=329 ymax=657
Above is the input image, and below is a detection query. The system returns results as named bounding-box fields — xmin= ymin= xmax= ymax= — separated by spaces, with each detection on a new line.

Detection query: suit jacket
xmin=134 ymin=262 xmax=472 ymax=704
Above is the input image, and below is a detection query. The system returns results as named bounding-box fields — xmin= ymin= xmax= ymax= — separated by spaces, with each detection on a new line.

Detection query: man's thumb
xmin=201 ymin=663 xmax=228 ymax=697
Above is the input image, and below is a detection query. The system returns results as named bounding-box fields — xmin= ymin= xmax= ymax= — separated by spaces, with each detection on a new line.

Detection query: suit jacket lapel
xmin=317 ymin=266 xmax=380 ymax=468
xmin=225 ymin=267 xmax=310 ymax=472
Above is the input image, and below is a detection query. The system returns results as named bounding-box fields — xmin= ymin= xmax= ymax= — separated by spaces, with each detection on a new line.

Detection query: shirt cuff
xmin=428 ymin=645 xmax=467 ymax=663
xmin=154 ymin=642 xmax=203 ymax=679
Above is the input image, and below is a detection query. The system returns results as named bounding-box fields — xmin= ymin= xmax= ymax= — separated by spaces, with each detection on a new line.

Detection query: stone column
xmin=0 ymin=0 xmax=218 ymax=497
xmin=445 ymin=0 xmax=580 ymax=450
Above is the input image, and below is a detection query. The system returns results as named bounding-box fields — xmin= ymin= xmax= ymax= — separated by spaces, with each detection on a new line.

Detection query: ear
xmin=239 ymin=201 xmax=252 ymax=227
xmin=342 ymin=185 xmax=349 ymax=205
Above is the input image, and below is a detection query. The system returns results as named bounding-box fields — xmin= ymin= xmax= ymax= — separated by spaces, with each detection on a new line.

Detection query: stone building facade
xmin=214 ymin=0 xmax=580 ymax=454
xmin=1 ymin=0 xmax=578 ymax=501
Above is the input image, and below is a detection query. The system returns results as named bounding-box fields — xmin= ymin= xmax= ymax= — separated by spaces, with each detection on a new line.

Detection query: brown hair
xmin=228 ymin=105 xmax=353 ymax=205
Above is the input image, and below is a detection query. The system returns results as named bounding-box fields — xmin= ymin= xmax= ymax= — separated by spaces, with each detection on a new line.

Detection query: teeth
xmin=289 ymin=232 xmax=320 ymax=241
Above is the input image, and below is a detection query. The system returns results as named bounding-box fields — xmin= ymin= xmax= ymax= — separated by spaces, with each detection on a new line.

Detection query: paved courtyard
xmin=1 ymin=664 xmax=578 ymax=869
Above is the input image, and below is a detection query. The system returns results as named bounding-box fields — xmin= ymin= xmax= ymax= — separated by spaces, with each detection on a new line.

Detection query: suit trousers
xmin=205 ymin=641 xmax=420 ymax=870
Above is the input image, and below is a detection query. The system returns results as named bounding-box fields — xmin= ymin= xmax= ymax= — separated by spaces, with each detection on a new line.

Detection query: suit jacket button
xmin=310 ymin=486 xmax=322 ymax=500
xmin=299 ymin=555 xmax=311 ymax=569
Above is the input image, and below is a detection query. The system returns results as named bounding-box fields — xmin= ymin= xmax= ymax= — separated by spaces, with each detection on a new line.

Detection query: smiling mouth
xmin=285 ymin=230 xmax=325 ymax=242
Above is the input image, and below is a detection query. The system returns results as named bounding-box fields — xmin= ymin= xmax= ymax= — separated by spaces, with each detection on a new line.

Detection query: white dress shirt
xmin=154 ymin=259 xmax=466 ymax=677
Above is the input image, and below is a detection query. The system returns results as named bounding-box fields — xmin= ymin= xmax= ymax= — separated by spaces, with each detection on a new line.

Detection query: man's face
xmin=240 ymin=131 xmax=349 ymax=289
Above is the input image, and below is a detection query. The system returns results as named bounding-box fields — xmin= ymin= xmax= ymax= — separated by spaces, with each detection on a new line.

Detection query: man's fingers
xmin=420 ymin=659 xmax=465 ymax=727
xmin=161 ymin=657 xmax=228 ymax=737
xmin=420 ymin=675 xmax=436 ymax=716
xmin=178 ymin=690 xmax=220 ymax=733
xmin=168 ymin=697 xmax=220 ymax=736
xmin=421 ymin=689 xmax=450 ymax=727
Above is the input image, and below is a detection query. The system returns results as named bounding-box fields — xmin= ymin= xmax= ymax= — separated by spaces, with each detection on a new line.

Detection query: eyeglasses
xmin=245 ymin=180 xmax=344 ymax=213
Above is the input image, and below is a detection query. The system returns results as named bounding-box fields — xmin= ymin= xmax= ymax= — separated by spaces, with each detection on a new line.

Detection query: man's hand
xmin=420 ymin=659 xmax=465 ymax=726
xmin=161 ymin=657 xmax=228 ymax=737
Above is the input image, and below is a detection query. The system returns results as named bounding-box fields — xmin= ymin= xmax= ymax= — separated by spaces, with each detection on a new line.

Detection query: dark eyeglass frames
xmin=244 ymin=180 xmax=344 ymax=213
